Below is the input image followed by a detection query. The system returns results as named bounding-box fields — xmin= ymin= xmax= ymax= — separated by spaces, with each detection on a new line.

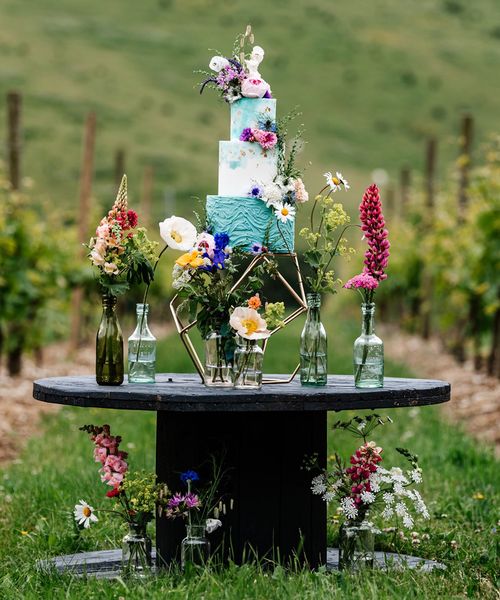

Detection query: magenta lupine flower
xmin=344 ymin=273 xmax=379 ymax=291
xmin=184 ymin=493 xmax=201 ymax=509
xmin=359 ymin=184 xmax=390 ymax=281
xmin=240 ymin=127 xmax=255 ymax=142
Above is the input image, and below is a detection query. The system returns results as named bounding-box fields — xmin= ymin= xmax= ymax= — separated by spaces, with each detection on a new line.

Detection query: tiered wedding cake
xmin=202 ymin=41 xmax=305 ymax=253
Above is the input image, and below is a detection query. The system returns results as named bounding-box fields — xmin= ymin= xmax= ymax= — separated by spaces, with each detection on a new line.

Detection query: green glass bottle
xmin=96 ymin=294 xmax=124 ymax=386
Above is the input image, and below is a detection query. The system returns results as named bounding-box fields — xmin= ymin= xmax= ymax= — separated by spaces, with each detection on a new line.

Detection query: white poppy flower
xmin=209 ymin=56 xmax=230 ymax=72
xmin=74 ymin=500 xmax=98 ymax=528
xmin=274 ymin=202 xmax=296 ymax=223
xmin=229 ymin=307 xmax=270 ymax=340
xmin=159 ymin=216 xmax=197 ymax=251
xmin=206 ymin=518 xmax=222 ymax=534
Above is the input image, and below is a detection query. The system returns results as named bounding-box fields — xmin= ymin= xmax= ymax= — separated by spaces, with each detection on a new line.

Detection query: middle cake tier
xmin=206 ymin=195 xmax=294 ymax=253
xmin=218 ymin=141 xmax=277 ymax=197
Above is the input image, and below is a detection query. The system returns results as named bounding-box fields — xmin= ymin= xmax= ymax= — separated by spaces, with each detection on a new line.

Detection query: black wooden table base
xmin=39 ymin=548 xmax=446 ymax=578
xmin=33 ymin=374 xmax=451 ymax=569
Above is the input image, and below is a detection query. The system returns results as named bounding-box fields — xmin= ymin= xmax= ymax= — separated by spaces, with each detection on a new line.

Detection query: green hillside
xmin=0 ymin=0 xmax=499 ymax=218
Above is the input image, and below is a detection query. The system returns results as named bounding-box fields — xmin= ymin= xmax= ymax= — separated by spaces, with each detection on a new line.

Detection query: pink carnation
xmin=253 ymin=129 xmax=278 ymax=150
xmin=344 ymin=273 xmax=379 ymax=291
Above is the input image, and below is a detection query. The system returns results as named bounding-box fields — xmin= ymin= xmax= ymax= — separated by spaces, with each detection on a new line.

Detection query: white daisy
xmin=323 ymin=171 xmax=350 ymax=192
xmin=274 ymin=202 xmax=296 ymax=223
xmin=74 ymin=500 xmax=98 ymax=528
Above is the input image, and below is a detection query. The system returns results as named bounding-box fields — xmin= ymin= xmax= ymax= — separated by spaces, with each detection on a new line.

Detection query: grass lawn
xmin=0 ymin=303 xmax=498 ymax=598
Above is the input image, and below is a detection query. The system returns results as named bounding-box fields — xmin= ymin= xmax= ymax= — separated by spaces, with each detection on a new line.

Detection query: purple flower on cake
xmin=274 ymin=202 xmax=296 ymax=224
xmin=344 ymin=273 xmax=379 ymax=291
xmin=240 ymin=128 xmax=255 ymax=142
xmin=250 ymin=241 xmax=268 ymax=255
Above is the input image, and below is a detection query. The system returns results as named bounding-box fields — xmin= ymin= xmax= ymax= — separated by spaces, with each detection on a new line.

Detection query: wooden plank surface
xmin=33 ymin=374 xmax=450 ymax=413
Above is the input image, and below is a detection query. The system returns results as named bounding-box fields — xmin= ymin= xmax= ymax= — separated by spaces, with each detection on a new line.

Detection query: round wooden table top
xmin=33 ymin=374 xmax=450 ymax=413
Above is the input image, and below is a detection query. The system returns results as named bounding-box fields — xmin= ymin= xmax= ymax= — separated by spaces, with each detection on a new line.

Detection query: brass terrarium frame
xmin=169 ymin=253 xmax=307 ymax=385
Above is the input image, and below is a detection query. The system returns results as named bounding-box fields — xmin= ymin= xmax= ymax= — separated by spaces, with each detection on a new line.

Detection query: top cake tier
xmin=230 ymin=98 xmax=276 ymax=141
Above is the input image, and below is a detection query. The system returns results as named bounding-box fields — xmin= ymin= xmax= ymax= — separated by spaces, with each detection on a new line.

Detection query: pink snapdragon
xmin=344 ymin=273 xmax=379 ymax=291
xmin=85 ymin=424 xmax=129 ymax=489
xmin=359 ymin=184 xmax=390 ymax=281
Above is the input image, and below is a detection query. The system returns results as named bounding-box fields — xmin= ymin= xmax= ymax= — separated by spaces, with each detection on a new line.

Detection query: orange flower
xmin=247 ymin=294 xmax=262 ymax=310
xmin=176 ymin=250 xmax=205 ymax=269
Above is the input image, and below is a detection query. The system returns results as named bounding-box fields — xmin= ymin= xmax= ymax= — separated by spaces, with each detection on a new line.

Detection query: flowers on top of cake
xmin=198 ymin=26 xmax=272 ymax=103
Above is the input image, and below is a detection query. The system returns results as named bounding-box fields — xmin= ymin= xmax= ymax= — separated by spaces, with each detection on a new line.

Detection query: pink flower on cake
xmin=253 ymin=129 xmax=278 ymax=150
xmin=294 ymin=178 xmax=309 ymax=203
xmin=241 ymin=77 xmax=270 ymax=99
xmin=196 ymin=232 xmax=216 ymax=259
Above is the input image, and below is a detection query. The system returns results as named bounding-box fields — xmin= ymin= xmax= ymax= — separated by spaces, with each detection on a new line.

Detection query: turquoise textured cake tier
xmin=230 ymin=98 xmax=276 ymax=141
xmin=206 ymin=195 xmax=294 ymax=253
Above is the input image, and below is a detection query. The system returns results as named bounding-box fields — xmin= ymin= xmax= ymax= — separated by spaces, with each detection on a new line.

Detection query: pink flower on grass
xmin=344 ymin=273 xmax=379 ymax=291
xmin=359 ymin=184 xmax=390 ymax=281
xmin=94 ymin=446 xmax=108 ymax=465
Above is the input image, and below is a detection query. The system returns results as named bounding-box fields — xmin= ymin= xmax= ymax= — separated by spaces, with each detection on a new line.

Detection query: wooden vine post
xmin=69 ymin=112 xmax=96 ymax=352
xmin=457 ymin=114 xmax=473 ymax=218
xmin=421 ymin=138 xmax=437 ymax=339
xmin=400 ymin=167 xmax=411 ymax=215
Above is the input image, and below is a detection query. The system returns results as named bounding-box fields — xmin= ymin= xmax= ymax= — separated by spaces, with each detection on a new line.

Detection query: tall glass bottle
xmin=300 ymin=292 xmax=327 ymax=386
xmin=128 ymin=303 xmax=156 ymax=384
xmin=96 ymin=294 xmax=124 ymax=386
xmin=353 ymin=302 xmax=384 ymax=388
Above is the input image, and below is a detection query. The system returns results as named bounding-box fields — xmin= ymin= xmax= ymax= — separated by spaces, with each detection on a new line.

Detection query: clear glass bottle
xmin=300 ymin=292 xmax=327 ymax=386
xmin=233 ymin=338 xmax=264 ymax=389
xmin=128 ymin=303 xmax=156 ymax=384
xmin=204 ymin=329 xmax=233 ymax=387
xmin=338 ymin=520 xmax=377 ymax=570
xmin=122 ymin=520 xmax=152 ymax=576
xmin=96 ymin=294 xmax=124 ymax=386
xmin=181 ymin=524 xmax=210 ymax=570
xmin=353 ymin=302 xmax=384 ymax=388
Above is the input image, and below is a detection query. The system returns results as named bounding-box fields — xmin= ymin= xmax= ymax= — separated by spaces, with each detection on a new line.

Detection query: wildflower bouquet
xmin=310 ymin=415 xmax=429 ymax=530
xmin=87 ymin=175 xmax=158 ymax=297
xmin=299 ymin=171 xmax=355 ymax=293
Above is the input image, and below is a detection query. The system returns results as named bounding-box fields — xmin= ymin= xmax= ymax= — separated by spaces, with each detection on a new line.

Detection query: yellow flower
xmin=176 ymin=250 xmax=204 ymax=269
xmin=472 ymin=492 xmax=485 ymax=500
xmin=20 ymin=530 xmax=29 ymax=536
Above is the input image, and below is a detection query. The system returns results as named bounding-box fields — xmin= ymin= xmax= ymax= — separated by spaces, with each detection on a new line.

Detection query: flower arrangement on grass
xmin=87 ymin=175 xmax=158 ymax=297
xmin=309 ymin=415 xmax=429 ymax=530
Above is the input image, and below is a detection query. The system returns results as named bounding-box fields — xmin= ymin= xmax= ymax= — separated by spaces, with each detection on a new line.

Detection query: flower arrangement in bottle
xmin=344 ymin=184 xmax=390 ymax=388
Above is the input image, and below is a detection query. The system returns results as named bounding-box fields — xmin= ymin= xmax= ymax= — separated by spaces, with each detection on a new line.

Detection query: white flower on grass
xmin=390 ymin=467 xmax=408 ymax=484
xmin=311 ymin=475 xmax=327 ymax=496
xmin=159 ymin=216 xmax=197 ymax=251
xmin=403 ymin=513 xmax=414 ymax=529
xmin=323 ymin=492 xmax=336 ymax=502
xmin=382 ymin=506 xmax=394 ymax=519
xmin=410 ymin=468 xmax=423 ymax=484
xmin=74 ymin=500 xmax=98 ymax=528
xmin=340 ymin=497 xmax=358 ymax=520
xmin=274 ymin=202 xmax=296 ymax=224
xmin=357 ymin=421 xmax=367 ymax=431
xmin=360 ymin=491 xmax=376 ymax=504
xmin=206 ymin=518 xmax=222 ymax=534
xmin=411 ymin=490 xmax=430 ymax=519
xmin=383 ymin=492 xmax=395 ymax=506
xmin=368 ymin=473 xmax=381 ymax=493
xmin=323 ymin=171 xmax=350 ymax=192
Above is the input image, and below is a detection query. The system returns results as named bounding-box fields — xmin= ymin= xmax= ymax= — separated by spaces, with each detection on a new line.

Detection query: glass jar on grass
xmin=128 ymin=303 xmax=156 ymax=384
xmin=122 ymin=520 xmax=153 ymax=576
xmin=204 ymin=328 xmax=233 ymax=388
xmin=339 ymin=520 xmax=378 ymax=570
xmin=354 ymin=302 xmax=384 ymax=388
xmin=96 ymin=294 xmax=124 ymax=386
xmin=300 ymin=292 xmax=327 ymax=386
xmin=181 ymin=524 xmax=210 ymax=570
xmin=233 ymin=337 xmax=264 ymax=389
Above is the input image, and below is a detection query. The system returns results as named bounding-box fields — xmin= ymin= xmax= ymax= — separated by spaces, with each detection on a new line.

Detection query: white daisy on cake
xmin=274 ymin=202 xmax=296 ymax=223
xmin=324 ymin=171 xmax=350 ymax=192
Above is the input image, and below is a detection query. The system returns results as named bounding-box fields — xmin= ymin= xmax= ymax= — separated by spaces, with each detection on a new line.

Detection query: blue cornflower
xmin=214 ymin=232 xmax=230 ymax=250
xmin=180 ymin=470 xmax=199 ymax=483
xmin=250 ymin=186 xmax=262 ymax=198
xmin=258 ymin=117 xmax=277 ymax=133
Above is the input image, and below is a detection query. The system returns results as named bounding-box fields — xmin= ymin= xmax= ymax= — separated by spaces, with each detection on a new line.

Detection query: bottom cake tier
xmin=206 ymin=195 xmax=295 ymax=253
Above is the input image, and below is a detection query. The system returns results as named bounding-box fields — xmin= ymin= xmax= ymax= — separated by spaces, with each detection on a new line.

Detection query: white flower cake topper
xmin=242 ymin=45 xmax=271 ymax=99
xmin=209 ymin=56 xmax=230 ymax=72
xmin=245 ymin=46 xmax=265 ymax=79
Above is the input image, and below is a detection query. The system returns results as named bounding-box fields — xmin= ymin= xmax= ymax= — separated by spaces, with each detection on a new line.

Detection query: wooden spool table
xmin=33 ymin=374 xmax=450 ymax=570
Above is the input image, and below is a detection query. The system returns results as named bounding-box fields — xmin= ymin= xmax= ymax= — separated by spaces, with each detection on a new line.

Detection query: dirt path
xmin=381 ymin=325 xmax=500 ymax=456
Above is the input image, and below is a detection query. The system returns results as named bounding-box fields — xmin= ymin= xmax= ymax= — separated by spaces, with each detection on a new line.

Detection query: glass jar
xmin=96 ymin=294 xmax=124 ymax=386
xmin=233 ymin=338 xmax=264 ymax=389
xmin=353 ymin=302 xmax=384 ymax=388
xmin=338 ymin=520 xmax=377 ymax=570
xmin=181 ymin=524 xmax=210 ymax=570
xmin=204 ymin=329 xmax=233 ymax=387
xmin=128 ymin=303 xmax=157 ymax=384
xmin=122 ymin=521 xmax=152 ymax=576
xmin=300 ymin=292 xmax=327 ymax=386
